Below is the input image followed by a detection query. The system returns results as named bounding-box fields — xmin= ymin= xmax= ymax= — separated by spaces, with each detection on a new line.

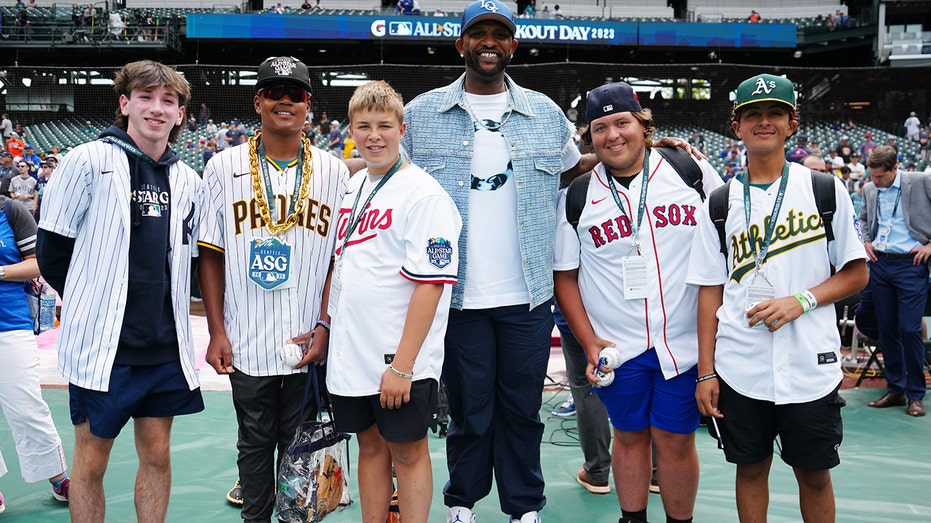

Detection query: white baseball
xmin=599 ymin=346 xmax=622 ymax=370
xmin=595 ymin=368 xmax=615 ymax=387
xmin=281 ymin=343 xmax=304 ymax=367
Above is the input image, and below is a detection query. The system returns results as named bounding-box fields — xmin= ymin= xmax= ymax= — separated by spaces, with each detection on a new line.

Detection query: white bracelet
xmin=800 ymin=289 xmax=818 ymax=311
xmin=388 ymin=364 xmax=413 ymax=379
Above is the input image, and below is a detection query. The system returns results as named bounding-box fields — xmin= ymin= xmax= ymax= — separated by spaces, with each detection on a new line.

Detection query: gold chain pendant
xmin=248 ymin=131 xmax=314 ymax=236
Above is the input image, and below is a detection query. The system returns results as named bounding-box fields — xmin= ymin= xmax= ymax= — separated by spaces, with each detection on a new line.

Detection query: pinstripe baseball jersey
xmin=327 ymin=164 xmax=461 ymax=396
xmin=198 ymin=143 xmax=348 ymax=377
xmin=38 ymin=140 xmax=203 ymax=392
xmin=554 ymin=148 xmax=724 ymax=379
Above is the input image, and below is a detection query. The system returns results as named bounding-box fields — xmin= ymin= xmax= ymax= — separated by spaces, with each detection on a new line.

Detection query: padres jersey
xmin=686 ymin=162 xmax=866 ymax=404
xmin=554 ymin=148 xmax=723 ymax=379
xmin=327 ymin=164 xmax=461 ymax=396
xmin=198 ymin=143 xmax=348 ymax=377
xmin=38 ymin=141 xmax=202 ymax=392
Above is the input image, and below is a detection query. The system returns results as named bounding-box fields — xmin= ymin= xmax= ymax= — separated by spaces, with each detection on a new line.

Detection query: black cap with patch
xmin=256 ymin=56 xmax=312 ymax=93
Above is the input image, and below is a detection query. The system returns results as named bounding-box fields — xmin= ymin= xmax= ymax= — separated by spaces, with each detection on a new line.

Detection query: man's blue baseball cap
xmin=461 ymin=0 xmax=516 ymax=35
xmin=586 ymin=82 xmax=642 ymax=123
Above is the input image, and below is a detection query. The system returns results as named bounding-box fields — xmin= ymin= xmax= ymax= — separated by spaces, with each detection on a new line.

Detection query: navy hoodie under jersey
xmin=98 ymin=126 xmax=181 ymax=366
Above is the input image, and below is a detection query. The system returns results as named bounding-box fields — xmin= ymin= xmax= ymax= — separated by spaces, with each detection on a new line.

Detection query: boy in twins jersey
xmin=327 ymin=81 xmax=461 ymax=523
xmin=554 ymin=82 xmax=723 ymax=523
xmin=197 ymin=57 xmax=349 ymax=522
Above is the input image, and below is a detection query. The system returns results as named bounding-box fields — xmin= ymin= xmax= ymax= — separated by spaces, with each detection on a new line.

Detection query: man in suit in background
xmin=859 ymin=145 xmax=931 ymax=417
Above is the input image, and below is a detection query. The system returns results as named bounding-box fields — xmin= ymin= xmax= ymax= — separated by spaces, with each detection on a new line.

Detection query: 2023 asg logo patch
xmin=427 ymin=237 xmax=453 ymax=269
xmin=249 ymin=237 xmax=292 ymax=290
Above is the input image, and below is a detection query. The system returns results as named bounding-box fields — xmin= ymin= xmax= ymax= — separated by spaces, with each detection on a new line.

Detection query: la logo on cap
xmin=271 ymin=58 xmax=296 ymax=76
xmin=602 ymin=104 xmax=614 ymax=112
xmin=752 ymin=76 xmax=775 ymax=95
xmin=480 ymin=0 xmax=499 ymax=13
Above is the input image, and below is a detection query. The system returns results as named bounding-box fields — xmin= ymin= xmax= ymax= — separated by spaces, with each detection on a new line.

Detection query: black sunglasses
xmin=259 ymin=85 xmax=310 ymax=104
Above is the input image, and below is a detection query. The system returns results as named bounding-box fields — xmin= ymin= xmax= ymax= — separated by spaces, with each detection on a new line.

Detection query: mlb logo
xmin=389 ymin=21 xmax=413 ymax=36
xmin=602 ymin=104 xmax=613 ymax=113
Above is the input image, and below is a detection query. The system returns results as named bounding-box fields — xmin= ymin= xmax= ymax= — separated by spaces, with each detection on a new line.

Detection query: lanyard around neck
xmin=743 ymin=162 xmax=790 ymax=271
xmin=604 ymin=150 xmax=650 ymax=249
xmin=99 ymin=136 xmax=160 ymax=167
xmin=257 ymin=139 xmax=303 ymax=218
xmin=339 ymin=156 xmax=403 ymax=256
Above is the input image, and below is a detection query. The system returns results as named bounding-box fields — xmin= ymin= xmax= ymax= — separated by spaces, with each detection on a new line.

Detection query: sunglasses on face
xmin=258 ymin=85 xmax=310 ymax=104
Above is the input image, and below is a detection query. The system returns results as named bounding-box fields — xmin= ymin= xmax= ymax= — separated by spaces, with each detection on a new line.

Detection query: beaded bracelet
xmin=388 ymin=364 xmax=413 ymax=379
xmin=696 ymin=372 xmax=718 ymax=383
xmin=314 ymin=319 xmax=331 ymax=331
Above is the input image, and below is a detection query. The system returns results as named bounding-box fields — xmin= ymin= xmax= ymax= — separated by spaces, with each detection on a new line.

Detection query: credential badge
xmin=248 ymin=237 xmax=292 ymax=290
xmin=427 ymin=237 xmax=453 ymax=269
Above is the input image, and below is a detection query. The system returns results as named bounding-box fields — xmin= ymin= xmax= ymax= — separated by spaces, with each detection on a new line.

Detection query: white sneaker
xmin=509 ymin=512 xmax=541 ymax=523
xmin=448 ymin=506 xmax=476 ymax=523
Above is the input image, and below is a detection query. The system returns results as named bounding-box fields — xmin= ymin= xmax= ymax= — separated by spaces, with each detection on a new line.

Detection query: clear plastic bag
xmin=275 ymin=419 xmax=352 ymax=523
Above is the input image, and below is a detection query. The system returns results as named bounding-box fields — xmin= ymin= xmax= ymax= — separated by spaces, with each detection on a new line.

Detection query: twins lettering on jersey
xmin=231 ymin=195 xmax=332 ymax=237
xmin=334 ymin=203 xmax=392 ymax=254
xmin=729 ymin=207 xmax=825 ymax=283
xmin=587 ymin=203 xmax=698 ymax=248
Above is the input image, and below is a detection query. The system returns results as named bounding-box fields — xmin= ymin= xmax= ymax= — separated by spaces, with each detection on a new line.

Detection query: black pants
xmin=230 ymin=369 xmax=317 ymax=522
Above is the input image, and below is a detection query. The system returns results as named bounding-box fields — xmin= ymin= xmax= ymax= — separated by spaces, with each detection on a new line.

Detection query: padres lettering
xmin=588 ymin=203 xmax=697 ymax=248
xmin=232 ymin=196 xmax=331 ymax=236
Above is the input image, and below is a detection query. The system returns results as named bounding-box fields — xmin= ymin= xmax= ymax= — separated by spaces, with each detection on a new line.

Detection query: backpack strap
xmin=565 ymin=171 xmax=592 ymax=233
xmin=655 ymin=146 xmax=706 ymax=201
xmin=708 ymin=180 xmax=732 ymax=256
xmin=809 ymin=170 xmax=836 ymax=242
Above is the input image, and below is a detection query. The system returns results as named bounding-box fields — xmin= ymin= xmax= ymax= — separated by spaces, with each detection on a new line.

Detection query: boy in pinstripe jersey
xmin=36 ymin=61 xmax=204 ymax=523
xmin=197 ymin=57 xmax=349 ymax=522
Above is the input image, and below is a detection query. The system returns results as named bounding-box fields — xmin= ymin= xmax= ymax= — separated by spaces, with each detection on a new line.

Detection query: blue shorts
xmin=596 ymin=348 xmax=700 ymax=434
xmin=70 ymin=360 xmax=204 ymax=439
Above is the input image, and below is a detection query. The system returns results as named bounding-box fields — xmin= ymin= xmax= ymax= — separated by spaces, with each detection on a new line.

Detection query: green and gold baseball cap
xmin=733 ymin=74 xmax=796 ymax=113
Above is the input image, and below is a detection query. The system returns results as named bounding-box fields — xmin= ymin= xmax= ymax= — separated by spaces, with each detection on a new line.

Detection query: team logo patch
xmin=270 ymin=57 xmax=297 ymax=77
xmin=248 ymin=237 xmax=292 ymax=290
xmin=752 ymin=77 xmax=776 ymax=95
xmin=602 ymin=104 xmax=614 ymax=113
xmin=426 ymin=237 xmax=453 ymax=269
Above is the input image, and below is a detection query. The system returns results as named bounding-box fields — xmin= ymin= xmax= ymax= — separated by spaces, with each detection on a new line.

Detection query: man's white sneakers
xmin=448 ymin=506 xmax=477 ymax=523
xmin=509 ymin=511 xmax=541 ymax=523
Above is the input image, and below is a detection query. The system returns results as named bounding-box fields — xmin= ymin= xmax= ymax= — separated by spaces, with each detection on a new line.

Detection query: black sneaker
xmin=226 ymin=478 xmax=243 ymax=506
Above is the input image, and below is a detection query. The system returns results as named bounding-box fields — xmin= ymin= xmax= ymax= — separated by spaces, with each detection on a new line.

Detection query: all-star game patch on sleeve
xmin=400 ymin=192 xmax=461 ymax=285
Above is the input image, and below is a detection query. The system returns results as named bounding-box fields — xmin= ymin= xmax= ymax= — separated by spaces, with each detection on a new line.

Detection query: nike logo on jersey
xmin=591 ymin=197 xmax=607 ymax=205
xmin=232 ymin=172 xmax=249 ymax=178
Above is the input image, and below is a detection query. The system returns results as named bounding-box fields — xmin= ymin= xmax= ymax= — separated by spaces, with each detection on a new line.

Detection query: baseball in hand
xmin=595 ymin=368 xmax=615 ymax=387
xmin=599 ymin=346 xmax=622 ymax=370
xmin=281 ymin=343 xmax=304 ymax=367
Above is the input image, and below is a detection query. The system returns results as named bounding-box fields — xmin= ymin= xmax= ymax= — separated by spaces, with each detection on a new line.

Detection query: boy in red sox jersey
xmin=554 ymin=81 xmax=723 ymax=523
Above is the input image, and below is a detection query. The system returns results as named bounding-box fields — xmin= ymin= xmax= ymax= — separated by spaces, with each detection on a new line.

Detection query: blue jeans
xmin=442 ymin=302 xmax=553 ymax=516
xmin=868 ymin=257 xmax=929 ymax=400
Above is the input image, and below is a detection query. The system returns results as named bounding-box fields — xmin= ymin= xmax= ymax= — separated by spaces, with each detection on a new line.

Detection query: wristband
xmin=800 ymin=289 xmax=818 ymax=311
xmin=314 ymin=319 xmax=331 ymax=332
xmin=388 ymin=364 xmax=413 ymax=379
xmin=696 ymin=372 xmax=718 ymax=383
xmin=794 ymin=292 xmax=812 ymax=313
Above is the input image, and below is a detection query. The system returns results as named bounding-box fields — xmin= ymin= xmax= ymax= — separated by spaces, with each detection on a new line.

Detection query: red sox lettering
xmin=588 ymin=203 xmax=698 ymax=248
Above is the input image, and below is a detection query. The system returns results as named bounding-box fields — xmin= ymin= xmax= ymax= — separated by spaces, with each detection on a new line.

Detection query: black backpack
xmin=565 ymin=146 xmax=705 ymax=231
xmin=707 ymin=170 xmax=836 ymax=256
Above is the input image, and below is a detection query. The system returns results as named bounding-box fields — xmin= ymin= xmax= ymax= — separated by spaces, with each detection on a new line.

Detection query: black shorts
xmin=331 ymin=378 xmax=438 ymax=443
xmin=717 ymin=379 xmax=845 ymax=470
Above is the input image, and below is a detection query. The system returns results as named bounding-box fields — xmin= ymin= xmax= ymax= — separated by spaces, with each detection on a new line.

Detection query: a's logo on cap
xmin=752 ymin=77 xmax=775 ymax=95
xmin=480 ymin=0 xmax=499 ymax=13
xmin=271 ymin=58 xmax=296 ymax=77
xmin=602 ymin=104 xmax=613 ymax=113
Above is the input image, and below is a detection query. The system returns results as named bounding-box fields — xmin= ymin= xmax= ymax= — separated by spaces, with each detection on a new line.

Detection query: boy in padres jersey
xmin=197 ymin=56 xmax=349 ymax=522
xmin=554 ymin=82 xmax=723 ymax=523
xmin=687 ymin=74 xmax=868 ymax=522
xmin=36 ymin=60 xmax=204 ymax=523
xmin=327 ymin=80 xmax=461 ymax=523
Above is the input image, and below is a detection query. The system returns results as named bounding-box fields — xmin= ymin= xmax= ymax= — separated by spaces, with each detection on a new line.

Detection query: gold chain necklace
xmin=248 ymin=131 xmax=314 ymax=236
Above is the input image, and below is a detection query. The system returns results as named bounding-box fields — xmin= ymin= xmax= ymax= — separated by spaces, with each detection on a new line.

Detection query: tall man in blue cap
xmin=555 ymin=81 xmax=723 ymax=523
xmin=401 ymin=1 xmax=597 ymax=521
xmin=688 ymin=73 xmax=868 ymax=522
